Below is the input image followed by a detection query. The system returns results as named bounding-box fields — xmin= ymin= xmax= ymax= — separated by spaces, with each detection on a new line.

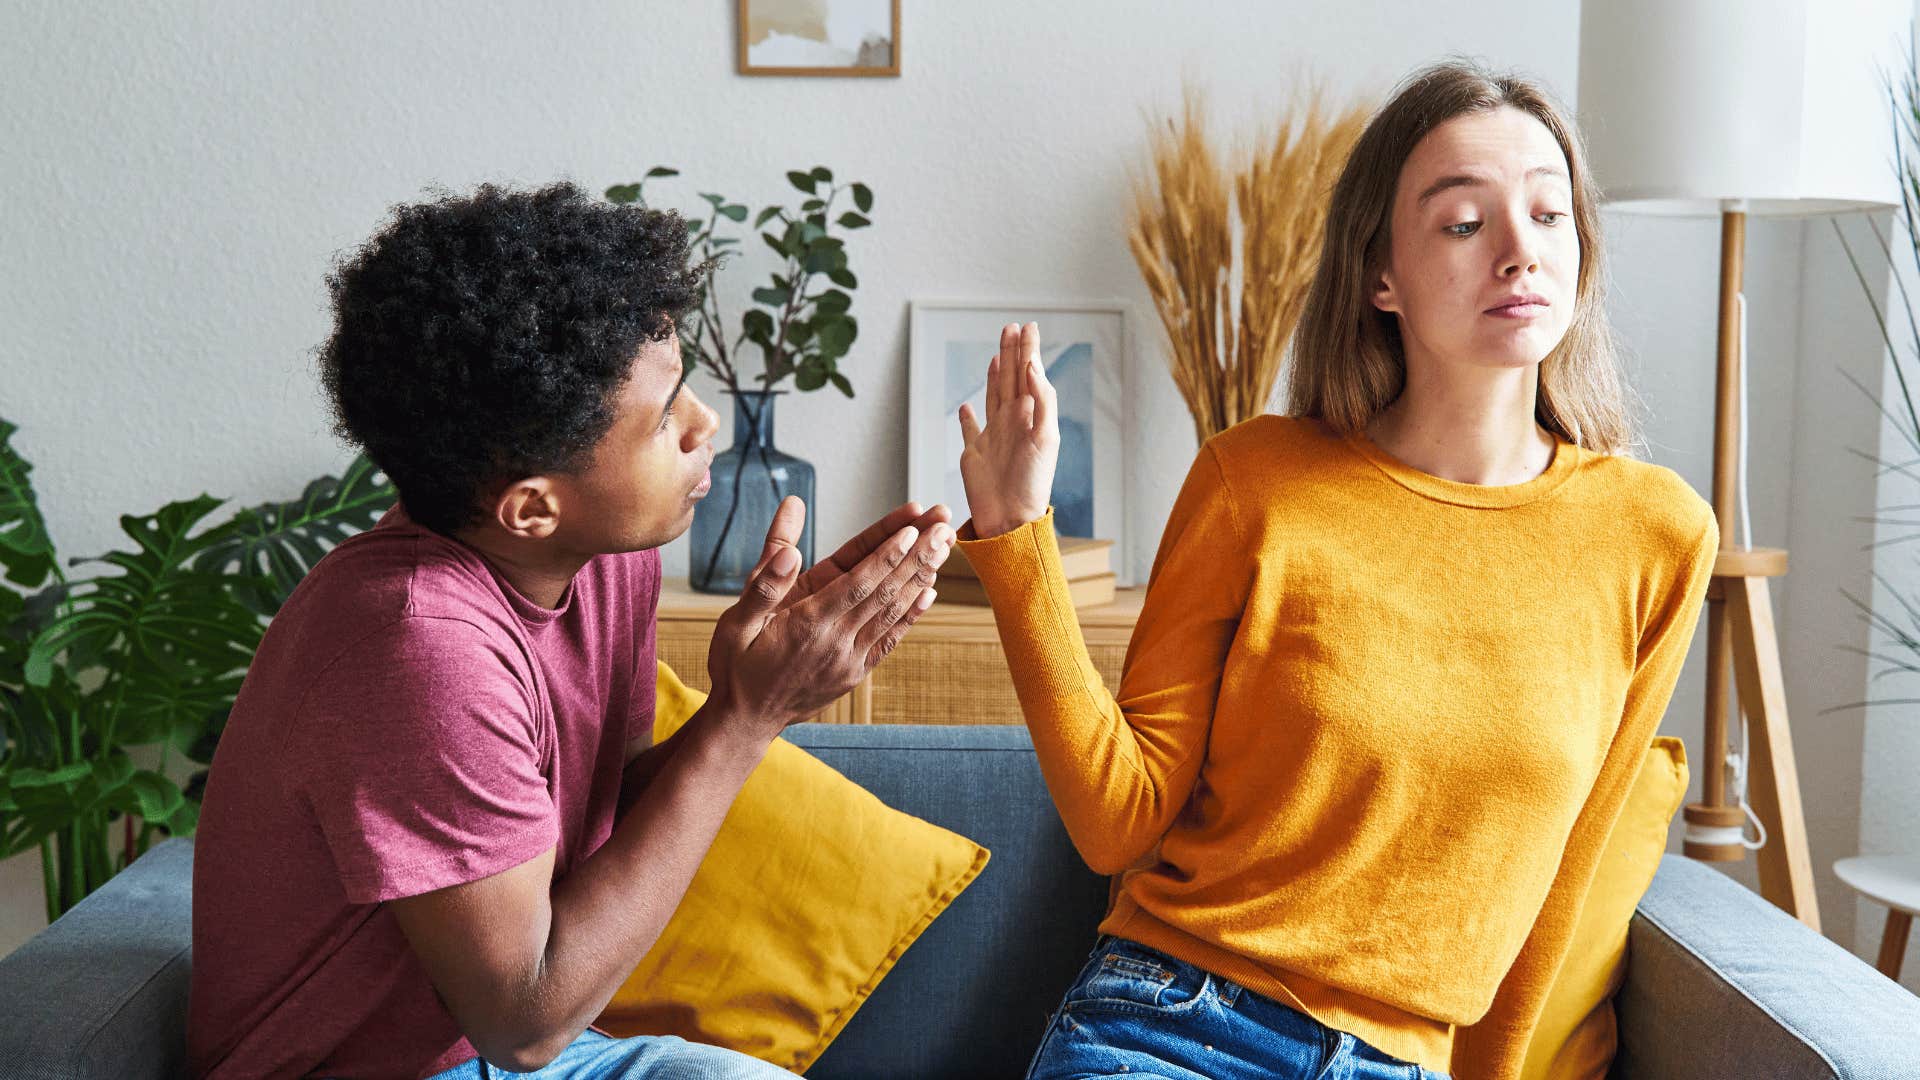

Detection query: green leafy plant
xmin=1825 ymin=44 xmax=1920 ymax=714
xmin=604 ymin=165 xmax=873 ymax=399
xmin=0 ymin=419 xmax=394 ymax=920
xmin=606 ymin=165 xmax=875 ymax=591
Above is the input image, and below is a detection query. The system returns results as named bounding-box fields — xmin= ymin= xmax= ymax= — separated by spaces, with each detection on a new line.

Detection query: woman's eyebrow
xmin=1416 ymin=165 xmax=1570 ymax=208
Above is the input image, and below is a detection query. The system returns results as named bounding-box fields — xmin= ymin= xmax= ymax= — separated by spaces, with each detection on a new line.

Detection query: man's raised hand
xmin=706 ymin=495 xmax=952 ymax=742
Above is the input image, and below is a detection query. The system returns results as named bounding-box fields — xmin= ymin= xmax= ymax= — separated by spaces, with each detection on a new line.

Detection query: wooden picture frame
xmin=737 ymin=0 xmax=900 ymax=77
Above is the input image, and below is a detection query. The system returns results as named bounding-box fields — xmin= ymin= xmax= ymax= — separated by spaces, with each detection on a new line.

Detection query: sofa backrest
xmin=785 ymin=722 xmax=1111 ymax=1079
xmin=0 ymin=835 xmax=193 ymax=1080
xmin=0 ymin=724 xmax=1107 ymax=1080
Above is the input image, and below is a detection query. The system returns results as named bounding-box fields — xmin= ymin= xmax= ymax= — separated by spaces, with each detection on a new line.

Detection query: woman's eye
xmin=1537 ymin=211 xmax=1566 ymax=225
xmin=1446 ymin=221 xmax=1480 ymax=237
xmin=658 ymin=404 xmax=676 ymax=432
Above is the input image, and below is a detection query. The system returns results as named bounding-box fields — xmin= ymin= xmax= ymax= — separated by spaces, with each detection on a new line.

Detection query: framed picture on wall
xmin=737 ymin=0 xmax=900 ymax=77
xmin=908 ymin=300 xmax=1130 ymax=556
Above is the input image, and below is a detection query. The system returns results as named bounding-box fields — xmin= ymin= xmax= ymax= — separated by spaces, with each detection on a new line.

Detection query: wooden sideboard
xmin=656 ymin=577 xmax=1145 ymax=724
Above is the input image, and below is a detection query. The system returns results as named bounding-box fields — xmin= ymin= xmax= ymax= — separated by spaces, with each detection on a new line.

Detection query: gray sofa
xmin=2 ymin=723 xmax=1917 ymax=1079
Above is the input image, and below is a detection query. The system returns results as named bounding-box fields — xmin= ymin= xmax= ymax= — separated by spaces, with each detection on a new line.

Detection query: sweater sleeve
xmin=1450 ymin=506 xmax=1721 ymax=1080
xmin=952 ymin=440 xmax=1255 ymax=874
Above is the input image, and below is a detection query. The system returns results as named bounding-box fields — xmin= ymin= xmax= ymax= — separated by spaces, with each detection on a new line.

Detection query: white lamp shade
xmin=1577 ymin=0 xmax=1910 ymax=215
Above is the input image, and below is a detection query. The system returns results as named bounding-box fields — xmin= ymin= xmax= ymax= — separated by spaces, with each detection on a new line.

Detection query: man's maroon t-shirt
xmin=187 ymin=502 xmax=661 ymax=1079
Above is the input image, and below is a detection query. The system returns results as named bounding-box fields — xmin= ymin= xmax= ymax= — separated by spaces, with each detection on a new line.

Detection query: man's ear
xmin=491 ymin=479 xmax=562 ymax=540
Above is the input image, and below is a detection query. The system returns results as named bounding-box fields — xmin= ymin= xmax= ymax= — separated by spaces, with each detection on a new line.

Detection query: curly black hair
xmin=318 ymin=180 xmax=710 ymax=536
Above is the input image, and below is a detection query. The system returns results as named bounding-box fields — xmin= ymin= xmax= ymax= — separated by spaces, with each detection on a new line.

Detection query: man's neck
xmin=452 ymin=528 xmax=589 ymax=610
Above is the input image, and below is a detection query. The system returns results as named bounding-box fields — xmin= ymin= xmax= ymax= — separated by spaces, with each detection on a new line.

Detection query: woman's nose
xmin=1497 ymin=217 xmax=1541 ymax=277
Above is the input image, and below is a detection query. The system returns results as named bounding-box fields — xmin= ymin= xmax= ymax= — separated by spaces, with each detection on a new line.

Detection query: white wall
xmin=1861 ymin=208 xmax=1920 ymax=981
xmin=2 ymin=1 xmax=1913 ymax=994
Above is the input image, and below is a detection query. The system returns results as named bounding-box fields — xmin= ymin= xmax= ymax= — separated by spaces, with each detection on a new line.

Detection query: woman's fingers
xmin=977 ymin=321 xmax=1048 ymax=438
xmin=958 ymin=402 xmax=982 ymax=445
xmin=1018 ymin=322 xmax=1037 ymax=400
xmin=998 ymin=322 xmax=1021 ymax=419
xmin=1030 ymin=345 xmax=1056 ymax=432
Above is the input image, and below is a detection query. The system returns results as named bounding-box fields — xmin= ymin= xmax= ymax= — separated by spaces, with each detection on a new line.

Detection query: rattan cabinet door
xmin=867 ymin=625 xmax=1131 ymax=725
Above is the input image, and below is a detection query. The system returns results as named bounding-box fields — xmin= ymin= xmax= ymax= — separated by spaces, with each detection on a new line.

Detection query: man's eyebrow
xmin=658 ymin=369 xmax=689 ymax=426
xmin=1416 ymin=165 xmax=1569 ymax=207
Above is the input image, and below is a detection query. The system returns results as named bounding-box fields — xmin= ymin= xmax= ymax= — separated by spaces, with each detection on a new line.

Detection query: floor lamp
xmin=1577 ymin=0 xmax=1909 ymax=932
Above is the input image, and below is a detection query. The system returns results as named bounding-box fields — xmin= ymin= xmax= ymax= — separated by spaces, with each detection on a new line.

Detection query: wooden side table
xmin=1832 ymin=854 xmax=1920 ymax=980
xmin=655 ymin=577 xmax=1145 ymax=724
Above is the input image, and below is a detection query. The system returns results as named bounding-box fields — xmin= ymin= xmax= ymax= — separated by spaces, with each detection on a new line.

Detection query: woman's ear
xmin=1371 ymin=267 xmax=1400 ymax=315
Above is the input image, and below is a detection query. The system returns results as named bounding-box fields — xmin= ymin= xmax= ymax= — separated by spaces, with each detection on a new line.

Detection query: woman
xmin=952 ymin=61 xmax=1719 ymax=1080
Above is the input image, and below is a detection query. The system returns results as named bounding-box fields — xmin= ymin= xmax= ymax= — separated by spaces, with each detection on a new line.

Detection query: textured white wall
xmin=1 ymin=0 xmax=1912 ymax=994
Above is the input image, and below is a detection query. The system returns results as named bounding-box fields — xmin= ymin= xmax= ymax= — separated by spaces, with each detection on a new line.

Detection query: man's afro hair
xmin=318 ymin=180 xmax=710 ymax=536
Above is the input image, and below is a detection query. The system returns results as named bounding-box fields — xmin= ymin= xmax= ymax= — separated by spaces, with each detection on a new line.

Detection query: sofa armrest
xmin=0 ymin=837 xmax=195 ymax=1080
xmin=1614 ymin=854 xmax=1920 ymax=1080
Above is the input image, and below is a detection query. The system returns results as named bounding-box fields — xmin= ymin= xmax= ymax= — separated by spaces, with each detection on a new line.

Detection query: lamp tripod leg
xmin=1724 ymin=572 xmax=1822 ymax=933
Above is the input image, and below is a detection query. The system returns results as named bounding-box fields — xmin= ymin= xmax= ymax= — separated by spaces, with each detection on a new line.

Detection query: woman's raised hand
xmin=957 ymin=321 xmax=1059 ymax=539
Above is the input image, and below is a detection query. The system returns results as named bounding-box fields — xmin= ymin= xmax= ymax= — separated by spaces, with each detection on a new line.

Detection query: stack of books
xmin=935 ymin=535 xmax=1117 ymax=608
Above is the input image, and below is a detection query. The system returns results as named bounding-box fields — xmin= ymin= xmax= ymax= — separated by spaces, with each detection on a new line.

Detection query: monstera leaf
xmin=191 ymin=453 xmax=395 ymax=615
xmin=0 ymin=667 xmax=91 ymax=857
xmin=24 ymin=494 xmax=265 ymax=746
xmin=0 ymin=420 xmax=57 ymax=590
xmin=1 ymin=427 xmax=397 ymax=917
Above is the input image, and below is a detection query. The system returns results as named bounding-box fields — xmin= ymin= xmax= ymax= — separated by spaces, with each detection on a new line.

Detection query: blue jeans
xmin=424 ymin=1029 xmax=796 ymax=1079
xmin=1025 ymin=936 xmax=1453 ymax=1080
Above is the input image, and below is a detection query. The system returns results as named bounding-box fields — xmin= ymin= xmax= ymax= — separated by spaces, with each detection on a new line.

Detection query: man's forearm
xmin=520 ymin=696 xmax=770 ymax=1060
xmin=615 ymin=728 xmax=684 ymax=819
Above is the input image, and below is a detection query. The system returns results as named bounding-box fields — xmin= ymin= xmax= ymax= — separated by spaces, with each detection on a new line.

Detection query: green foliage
xmin=1828 ymin=48 xmax=1920 ymax=717
xmin=602 ymin=164 xmax=875 ymax=401
xmin=0 ymin=421 xmax=394 ymax=920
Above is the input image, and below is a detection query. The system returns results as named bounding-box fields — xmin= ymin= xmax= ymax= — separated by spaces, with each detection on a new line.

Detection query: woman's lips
xmin=690 ymin=468 xmax=712 ymax=497
xmin=1486 ymin=302 xmax=1549 ymax=319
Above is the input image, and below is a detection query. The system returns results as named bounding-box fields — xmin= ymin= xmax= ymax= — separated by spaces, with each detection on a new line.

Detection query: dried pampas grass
xmin=1130 ymin=83 xmax=1370 ymax=445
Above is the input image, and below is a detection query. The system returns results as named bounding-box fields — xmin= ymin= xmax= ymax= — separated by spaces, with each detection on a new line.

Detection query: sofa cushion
xmin=597 ymin=664 xmax=990 ymax=1072
xmin=1523 ymin=736 xmax=1688 ymax=1080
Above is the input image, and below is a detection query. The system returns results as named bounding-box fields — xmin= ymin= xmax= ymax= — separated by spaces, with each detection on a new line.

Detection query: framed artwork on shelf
xmin=908 ymin=300 xmax=1130 ymax=566
xmin=738 ymin=0 xmax=900 ymax=77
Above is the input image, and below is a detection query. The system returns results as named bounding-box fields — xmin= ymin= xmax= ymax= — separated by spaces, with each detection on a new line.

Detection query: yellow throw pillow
xmin=1519 ymin=735 xmax=1690 ymax=1080
xmin=596 ymin=662 xmax=990 ymax=1072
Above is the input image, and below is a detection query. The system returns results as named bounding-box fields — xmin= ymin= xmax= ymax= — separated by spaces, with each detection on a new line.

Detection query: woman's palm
xmin=957 ymin=322 xmax=1059 ymax=539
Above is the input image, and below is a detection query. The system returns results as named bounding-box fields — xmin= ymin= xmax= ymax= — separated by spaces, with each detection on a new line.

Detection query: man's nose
xmin=683 ymin=390 xmax=720 ymax=450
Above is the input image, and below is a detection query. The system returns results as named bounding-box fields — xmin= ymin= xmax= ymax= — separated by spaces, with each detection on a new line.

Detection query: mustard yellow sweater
xmin=952 ymin=414 xmax=1718 ymax=1080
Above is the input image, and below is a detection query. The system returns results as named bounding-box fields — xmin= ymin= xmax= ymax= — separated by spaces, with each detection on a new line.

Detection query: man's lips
xmin=690 ymin=452 xmax=714 ymax=497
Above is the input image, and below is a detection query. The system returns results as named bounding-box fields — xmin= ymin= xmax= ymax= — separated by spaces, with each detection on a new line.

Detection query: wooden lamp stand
xmin=1679 ymin=205 xmax=1822 ymax=933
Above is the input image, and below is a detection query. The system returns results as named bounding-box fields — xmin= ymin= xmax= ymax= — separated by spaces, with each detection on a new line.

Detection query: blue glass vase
xmin=689 ymin=390 xmax=816 ymax=594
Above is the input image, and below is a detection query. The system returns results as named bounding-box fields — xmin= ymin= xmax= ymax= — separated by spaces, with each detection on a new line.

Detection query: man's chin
xmin=661 ymin=503 xmax=700 ymax=547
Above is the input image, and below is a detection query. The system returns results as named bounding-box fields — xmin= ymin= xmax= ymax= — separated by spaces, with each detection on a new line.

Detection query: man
xmin=187 ymin=181 xmax=953 ymax=1079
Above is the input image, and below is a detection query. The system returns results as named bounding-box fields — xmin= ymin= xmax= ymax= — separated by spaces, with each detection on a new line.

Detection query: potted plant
xmin=0 ymin=419 xmax=394 ymax=920
xmin=605 ymin=166 xmax=873 ymax=593
xmin=1831 ymin=50 xmax=1920 ymax=709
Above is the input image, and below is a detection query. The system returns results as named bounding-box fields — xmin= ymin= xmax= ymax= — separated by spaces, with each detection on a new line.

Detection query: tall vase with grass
xmin=1128 ymin=84 xmax=1370 ymax=445
xmin=0 ymin=421 xmax=394 ymax=920
xmin=606 ymin=165 xmax=873 ymax=594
